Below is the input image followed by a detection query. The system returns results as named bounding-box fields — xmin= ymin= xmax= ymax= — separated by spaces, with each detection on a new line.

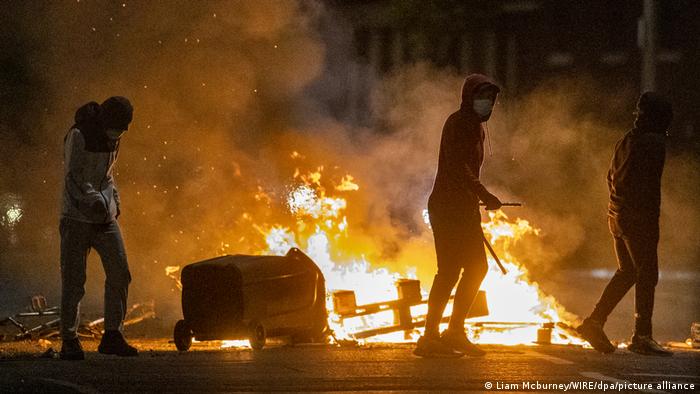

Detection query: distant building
xmin=324 ymin=0 xmax=698 ymax=143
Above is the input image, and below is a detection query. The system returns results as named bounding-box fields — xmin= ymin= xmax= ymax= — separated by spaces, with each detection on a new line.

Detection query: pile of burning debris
xmin=170 ymin=246 xmax=585 ymax=351
xmin=329 ymin=278 xmax=583 ymax=346
xmin=165 ymin=170 xmax=590 ymax=350
xmin=0 ymin=295 xmax=156 ymax=342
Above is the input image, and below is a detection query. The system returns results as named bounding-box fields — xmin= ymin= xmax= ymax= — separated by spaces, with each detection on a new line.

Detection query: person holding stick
xmin=414 ymin=74 xmax=503 ymax=358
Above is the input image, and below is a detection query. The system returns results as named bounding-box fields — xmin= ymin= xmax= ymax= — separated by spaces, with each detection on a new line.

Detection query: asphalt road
xmin=1 ymin=340 xmax=699 ymax=393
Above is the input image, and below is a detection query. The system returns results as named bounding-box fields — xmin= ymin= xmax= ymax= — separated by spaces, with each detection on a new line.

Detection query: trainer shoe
xmin=413 ymin=335 xmax=463 ymax=358
xmin=98 ymin=330 xmax=138 ymax=357
xmin=440 ymin=329 xmax=486 ymax=357
xmin=628 ymin=335 xmax=672 ymax=357
xmin=576 ymin=318 xmax=615 ymax=354
xmin=59 ymin=338 xmax=85 ymax=360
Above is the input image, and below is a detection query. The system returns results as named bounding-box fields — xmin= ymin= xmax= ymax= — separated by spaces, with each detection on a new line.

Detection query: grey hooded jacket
xmin=61 ymin=127 xmax=120 ymax=223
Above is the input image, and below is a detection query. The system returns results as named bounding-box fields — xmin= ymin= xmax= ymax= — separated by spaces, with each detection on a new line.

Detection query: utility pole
xmin=639 ymin=0 xmax=656 ymax=92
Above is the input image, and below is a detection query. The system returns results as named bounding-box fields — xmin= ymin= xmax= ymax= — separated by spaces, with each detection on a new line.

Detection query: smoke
xmin=1 ymin=1 xmax=698 ymax=334
xmin=0 ymin=0 xmax=329 ymax=316
xmin=358 ymin=70 xmax=700 ymax=275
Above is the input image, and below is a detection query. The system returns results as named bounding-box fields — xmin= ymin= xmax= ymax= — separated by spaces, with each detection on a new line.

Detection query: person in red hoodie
xmin=577 ymin=92 xmax=673 ymax=356
xmin=414 ymin=74 xmax=503 ymax=358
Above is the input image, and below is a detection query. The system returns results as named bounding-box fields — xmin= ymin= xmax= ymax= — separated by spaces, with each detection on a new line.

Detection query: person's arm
xmin=635 ymin=134 xmax=666 ymax=190
xmin=64 ymin=129 xmax=89 ymax=205
xmin=639 ymin=134 xmax=665 ymax=177
xmin=443 ymin=120 xmax=501 ymax=209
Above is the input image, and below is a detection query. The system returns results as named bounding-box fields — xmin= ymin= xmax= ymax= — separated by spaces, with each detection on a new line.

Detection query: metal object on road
xmin=1 ymin=296 xmax=155 ymax=341
xmin=177 ymin=248 xmax=328 ymax=351
xmin=479 ymin=202 xmax=523 ymax=207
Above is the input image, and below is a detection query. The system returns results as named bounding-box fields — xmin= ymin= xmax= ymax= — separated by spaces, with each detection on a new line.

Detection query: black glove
xmin=76 ymin=198 xmax=107 ymax=222
xmin=481 ymin=191 xmax=502 ymax=211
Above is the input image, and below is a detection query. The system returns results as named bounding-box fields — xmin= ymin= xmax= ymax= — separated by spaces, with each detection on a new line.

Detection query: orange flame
xmin=166 ymin=159 xmax=585 ymax=347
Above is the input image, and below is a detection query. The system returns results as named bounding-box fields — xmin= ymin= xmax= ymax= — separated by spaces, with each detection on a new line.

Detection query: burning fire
xmin=168 ymin=157 xmax=585 ymax=347
xmin=260 ymin=165 xmax=583 ymax=346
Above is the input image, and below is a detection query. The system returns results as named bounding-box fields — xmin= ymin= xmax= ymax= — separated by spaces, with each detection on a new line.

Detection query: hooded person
xmin=577 ymin=92 xmax=673 ymax=356
xmin=59 ymin=96 xmax=138 ymax=360
xmin=414 ymin=74 xmax=503 ymax=358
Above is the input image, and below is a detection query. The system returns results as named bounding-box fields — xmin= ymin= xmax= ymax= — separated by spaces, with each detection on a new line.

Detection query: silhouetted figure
xmin=59 ymin=96 xmax=138 ymax=360
xmin=414 ymin=74 xmax=503 ymax=358
xmin=577 ymin=92 xmax=673 ymax=357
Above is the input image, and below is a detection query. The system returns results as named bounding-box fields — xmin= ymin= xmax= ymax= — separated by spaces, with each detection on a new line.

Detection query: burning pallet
xmin=331 ymin=279 xmax=581 ymax=345
xmin=332 ymin=279 xmax=486 ymax=340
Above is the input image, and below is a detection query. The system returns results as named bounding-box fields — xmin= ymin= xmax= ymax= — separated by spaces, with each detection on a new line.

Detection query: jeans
xmin=60 ymin=218 xmax=131 ymax=340
xmin=589 ymin=216 xmax=659 ymax=336
xmin=424 ymin=208 xmax=488 ymax=337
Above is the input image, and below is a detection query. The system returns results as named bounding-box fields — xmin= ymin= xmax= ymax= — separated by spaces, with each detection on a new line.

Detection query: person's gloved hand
xmin=481 ymin=191 xmax=502 ymax=211
xmin=81 ymin=190 xmax=108 ymax=219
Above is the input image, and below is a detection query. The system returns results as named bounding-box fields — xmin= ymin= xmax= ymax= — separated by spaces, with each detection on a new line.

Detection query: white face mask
xmin=473 ymin=99 xmax=494 ymax=117
xmin=105 ymin=128 xmax=126 ymax=140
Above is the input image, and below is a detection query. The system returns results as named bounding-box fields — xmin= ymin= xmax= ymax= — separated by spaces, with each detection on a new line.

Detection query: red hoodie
xmin=428 ymin=74 xmax=499 ymax=213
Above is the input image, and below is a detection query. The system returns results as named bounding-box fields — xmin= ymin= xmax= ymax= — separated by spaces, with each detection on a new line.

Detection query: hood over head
xmin=461 ymin=73 xmax=500 ymax=110
xmin=101 ymin=96 xmax=133 ymax=131
xmin=74 ymin=101 xmax=102 ymax=126
xmin=70 ymin=101 xmax=118 ymax=152
xmin=635 ymin=91 xmax=673 ymax=133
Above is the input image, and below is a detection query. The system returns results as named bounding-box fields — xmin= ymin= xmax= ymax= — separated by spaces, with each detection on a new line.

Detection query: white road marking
xmin=39 ymin=378 xmax=100 ymax=394
xmin=524 ymin=350 xmax=574 ymax=365
xmin=580 ymin=372 xmax=668 ymax=394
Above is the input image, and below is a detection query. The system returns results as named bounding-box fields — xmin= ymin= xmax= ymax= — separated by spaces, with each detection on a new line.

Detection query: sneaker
xmin=577 ymin=319 xmax=615 ymax=354
xmin=59 ymin=338 xmax=85 ymax=361
xmin=98 ymin=330 xmax=138 ymax=357
xmin=413 ymin=335 xmax=463 ymax=358
xmin=628 ymin=335 xmax=672 ymax=357
xmin=440 ymin=329 xmax=486 ymax=357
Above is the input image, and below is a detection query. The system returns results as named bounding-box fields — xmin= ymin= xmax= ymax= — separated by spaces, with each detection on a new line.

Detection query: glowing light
xmin=270 ymin=170 xmax=583 ymax=345
xmin=335 ymin=175 xmax=359 ymax=191
xmin=165 ymin=266 xmax=182 ymax=290
xmin=0 ymin=194 xmax=23 ymax=228
xmin=421 ymin=209 xmax=430 ymax=226
xmin=221 ymin=340 xmax=250 ymax=349
xmin=5 ymin=205 xmax=23 ymax=226
xmin=165 ymin=164 xmax=583 ymax=348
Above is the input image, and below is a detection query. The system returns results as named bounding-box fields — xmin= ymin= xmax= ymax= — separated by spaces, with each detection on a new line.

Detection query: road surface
xmin=0 ymin=339 xmax=698 ymax=393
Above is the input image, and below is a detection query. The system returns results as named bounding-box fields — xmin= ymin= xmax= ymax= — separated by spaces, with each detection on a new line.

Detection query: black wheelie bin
xmin=173 ymin=247 xmax=328 ymax=351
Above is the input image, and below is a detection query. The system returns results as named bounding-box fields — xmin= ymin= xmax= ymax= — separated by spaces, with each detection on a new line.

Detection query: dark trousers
xmin=588 ymin=216 xmax=659 ymax=336
xmin=60 ymin=218 xmax=131 ymax=340
xmin=424 ymin=208 xmax=488 ymax=337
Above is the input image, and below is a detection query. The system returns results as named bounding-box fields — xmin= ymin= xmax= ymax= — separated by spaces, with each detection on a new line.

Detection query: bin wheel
xmin=249 ymin=321 xmax=266 ymax=350
xmin=174 ymin=319 xmax=193 ymax=351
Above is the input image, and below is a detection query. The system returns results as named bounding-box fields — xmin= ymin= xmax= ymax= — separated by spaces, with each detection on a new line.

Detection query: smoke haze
xmin=1 ymin=1 xmax=697 ymax=338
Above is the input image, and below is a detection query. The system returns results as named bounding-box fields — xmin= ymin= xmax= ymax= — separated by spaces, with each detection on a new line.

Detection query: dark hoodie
xmin=428 ymin=74 xmax=500 ymax=213
xmin=607 ymin=93 xmax=671 ymax=234
xmin=69 ymin=100 xmax=123 ymax=153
